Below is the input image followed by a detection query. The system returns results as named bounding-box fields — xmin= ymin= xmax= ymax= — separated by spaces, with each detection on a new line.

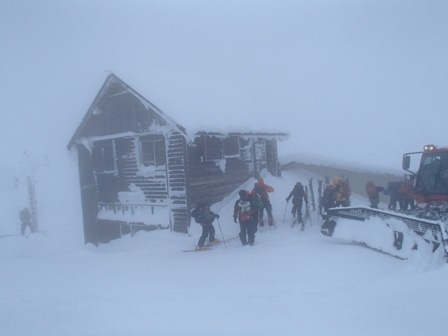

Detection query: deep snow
xmin=1 ymin=163 xmax=447 ymax=336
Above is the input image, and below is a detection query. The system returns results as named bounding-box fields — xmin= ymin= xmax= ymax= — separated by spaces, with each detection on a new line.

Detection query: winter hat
xmin=239 ymin=190 xmax=248 ymax=198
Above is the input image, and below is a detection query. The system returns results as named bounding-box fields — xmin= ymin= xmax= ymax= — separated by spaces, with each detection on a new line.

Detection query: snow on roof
xmin=68 ymin=73 xmax=289 ymax=149
xmin=112 ymin=71 xmax=289 ymax=137
xmin=67 ymin=74 xmax=188 ymax=149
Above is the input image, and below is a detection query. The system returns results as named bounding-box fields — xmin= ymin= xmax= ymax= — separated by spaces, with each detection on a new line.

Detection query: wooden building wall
xmin=89 ymin=131 xmax=190 ymax=240
xmin=187 ymin=134 xmax=272 ymax=206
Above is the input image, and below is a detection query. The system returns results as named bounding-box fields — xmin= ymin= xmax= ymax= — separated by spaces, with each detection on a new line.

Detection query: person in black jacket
xmin=19 ymin=207 xmax=33 ymax=236
xmin=286 ymin=182 xmax=308 ymax=224
xmin=191 ymin=203 xmax=219 ymax=250
xmin=233 ymin=190 xmax=257 ymax=246
xmin=321 ymin=183 xmax=336 ymax=216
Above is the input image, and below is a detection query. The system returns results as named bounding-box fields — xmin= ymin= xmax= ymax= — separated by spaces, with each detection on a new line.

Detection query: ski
xmin=182 ymin=236 xmax=239 ymax=252
xmin=291 ymin=220 xmax=305 ymax=231
xmin=183 ymin=246 xmax=211 ymax=253
xmin=308 ymin=178 xmax=316 ymax=211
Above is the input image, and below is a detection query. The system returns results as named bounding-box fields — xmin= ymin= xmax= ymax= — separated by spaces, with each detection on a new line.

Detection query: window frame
xmin=92 ymin=139 xmax=116 ymax=174
xmin=139 ymin=136 xmax=166 ymax=168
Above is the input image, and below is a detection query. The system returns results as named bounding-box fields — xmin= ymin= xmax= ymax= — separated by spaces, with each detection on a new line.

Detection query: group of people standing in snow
xmin=365 ymin=175 xmax=415 ymax=211
xmin=192 ymin=176 xmax=311 ymax=249
xmin=191 ymin=177 xmax=275 ymax=249
xmin=320 ymin=175 xmax=352 ymax=213
xmin=191 ymin=171 xmax=418 ymax=250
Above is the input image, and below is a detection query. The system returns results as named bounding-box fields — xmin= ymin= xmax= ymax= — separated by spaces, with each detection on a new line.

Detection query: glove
xmin=233 ymin=216 xmax=238 ymax=223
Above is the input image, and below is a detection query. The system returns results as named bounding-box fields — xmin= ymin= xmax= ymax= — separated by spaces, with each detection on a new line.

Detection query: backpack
xmin=191 ymin=207 xmax=201 ymax=223
xmin=191 ymin=204 xmax=216 ymax=224
xmin=238 ymin=200 xmax=253 ymax=222
xmin=249 ymin=191 xmax=262 ymax=210
xmin=293 ymin=184 xmax=305 ymax=202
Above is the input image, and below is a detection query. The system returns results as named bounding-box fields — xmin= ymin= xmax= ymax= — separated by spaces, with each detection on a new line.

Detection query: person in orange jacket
xmin=252 ymin=177 xmax=275 ymax=226
xmin=333 ymin=176 xmax=351 ymax=207
xmin=365 ymin=181 xmax=384 ymax=209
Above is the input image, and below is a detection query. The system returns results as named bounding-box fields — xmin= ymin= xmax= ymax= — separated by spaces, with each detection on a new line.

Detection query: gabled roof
xmin=67 ymin=73 xmax=187 ymax=150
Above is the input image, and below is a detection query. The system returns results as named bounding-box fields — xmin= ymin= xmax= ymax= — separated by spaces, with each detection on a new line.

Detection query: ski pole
xmin=307 ymin=202 xmax=313 ymax=226
xmin=283 ymin=201 xmax=288 ymax=223
xmin=216 ymin=217 xmax=227 ymax=248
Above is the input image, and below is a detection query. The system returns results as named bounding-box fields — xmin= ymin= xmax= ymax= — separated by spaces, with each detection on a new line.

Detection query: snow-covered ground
xmin=1 ymin=164 xmax=447 ymax=336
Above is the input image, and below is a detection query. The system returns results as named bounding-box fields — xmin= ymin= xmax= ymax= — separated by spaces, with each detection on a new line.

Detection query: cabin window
xmin=139 ymin=136 xmax=166 ymax=167
xmin=92 ymin=140 xmax=116 ymax=173
xmin=223 ymin=136 xmax=240 ymax=156
xmin=203 ymin=136 xmax=223 ymax=161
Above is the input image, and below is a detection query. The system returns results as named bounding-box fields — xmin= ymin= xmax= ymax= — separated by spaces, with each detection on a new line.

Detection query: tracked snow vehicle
xmin=321 ymin=145 xmax=448 ymax=259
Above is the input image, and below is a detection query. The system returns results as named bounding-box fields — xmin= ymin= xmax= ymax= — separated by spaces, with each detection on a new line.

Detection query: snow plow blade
xmin=321 ymin=206 xmax=448 ymax=260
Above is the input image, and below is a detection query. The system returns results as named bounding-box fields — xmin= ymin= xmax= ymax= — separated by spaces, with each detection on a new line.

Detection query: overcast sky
xmin=1 ymin=0 xmax=447 ymax=173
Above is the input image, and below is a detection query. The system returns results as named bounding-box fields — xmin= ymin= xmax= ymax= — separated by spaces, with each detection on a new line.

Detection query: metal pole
xmin=216 ymin=217 xmax=227 ymax=248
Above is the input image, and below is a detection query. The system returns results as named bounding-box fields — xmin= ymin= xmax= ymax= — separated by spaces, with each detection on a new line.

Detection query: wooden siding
xmin=239 ymin=137 xmax=270 ymax=178
xmin=166 ymin=131 xmax=189 ymax=233
xmin=77 ymin=145 xmax=100 ymax=245
xmin=90 ymin=131 xmax=191 ymax=236
xmin=265 ymin=139 xmax=280 ymax=176
xmin=118 ymin=136 xmax=169 ymax=202
xmin=79 ymin=81 xmax=169 ymax=138
xmin=188 ymin=135 xmax=251 ymax=206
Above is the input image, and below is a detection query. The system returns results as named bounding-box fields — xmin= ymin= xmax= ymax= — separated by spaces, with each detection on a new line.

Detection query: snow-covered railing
xmin=97 ymin=202 xmax=170 ymax=229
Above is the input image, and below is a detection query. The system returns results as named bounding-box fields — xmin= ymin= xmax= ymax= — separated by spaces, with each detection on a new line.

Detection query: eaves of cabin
xmin=67 ymin=73 xmax=187 ymax=150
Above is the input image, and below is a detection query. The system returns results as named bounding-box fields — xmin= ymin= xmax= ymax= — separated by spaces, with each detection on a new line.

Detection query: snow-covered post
xmin=27 ymin=176 xmax=38 ymax=232
xmin=26 ymin=155 xmax=49 ymax=233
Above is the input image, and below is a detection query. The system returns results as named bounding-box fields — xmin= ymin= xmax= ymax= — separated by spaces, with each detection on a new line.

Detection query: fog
xmin=1 ymin=0 xmax=447 ymax=172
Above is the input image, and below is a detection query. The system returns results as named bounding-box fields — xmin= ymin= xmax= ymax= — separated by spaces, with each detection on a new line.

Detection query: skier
xmin=19 ymin=207 xmax=33 ymax=236
xmin=191 ymin=203 xmax=220 ymax=250
xmin=286 ymin=182 xmax=308 ymax=226
xmin=252 ymin=177 xmax=275 ymax=226
xmin=233 ymin=190 xmax=257 ymax=246
xmin=365 ymin=181 xmax=384 ymax=209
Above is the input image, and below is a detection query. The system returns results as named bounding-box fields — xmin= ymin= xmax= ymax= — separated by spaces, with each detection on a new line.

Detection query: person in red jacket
xmin=365 ymin=181 xmax=384 ymax=209
xmin=399 ymin=175 xmax=415 ymax=211
xmin=252 ymin=177 xmax=275 ymax=226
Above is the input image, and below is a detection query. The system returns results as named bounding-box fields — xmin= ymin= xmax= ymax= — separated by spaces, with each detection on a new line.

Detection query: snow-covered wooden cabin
xmin=67 ymin=74 xmax=288 ymax=245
